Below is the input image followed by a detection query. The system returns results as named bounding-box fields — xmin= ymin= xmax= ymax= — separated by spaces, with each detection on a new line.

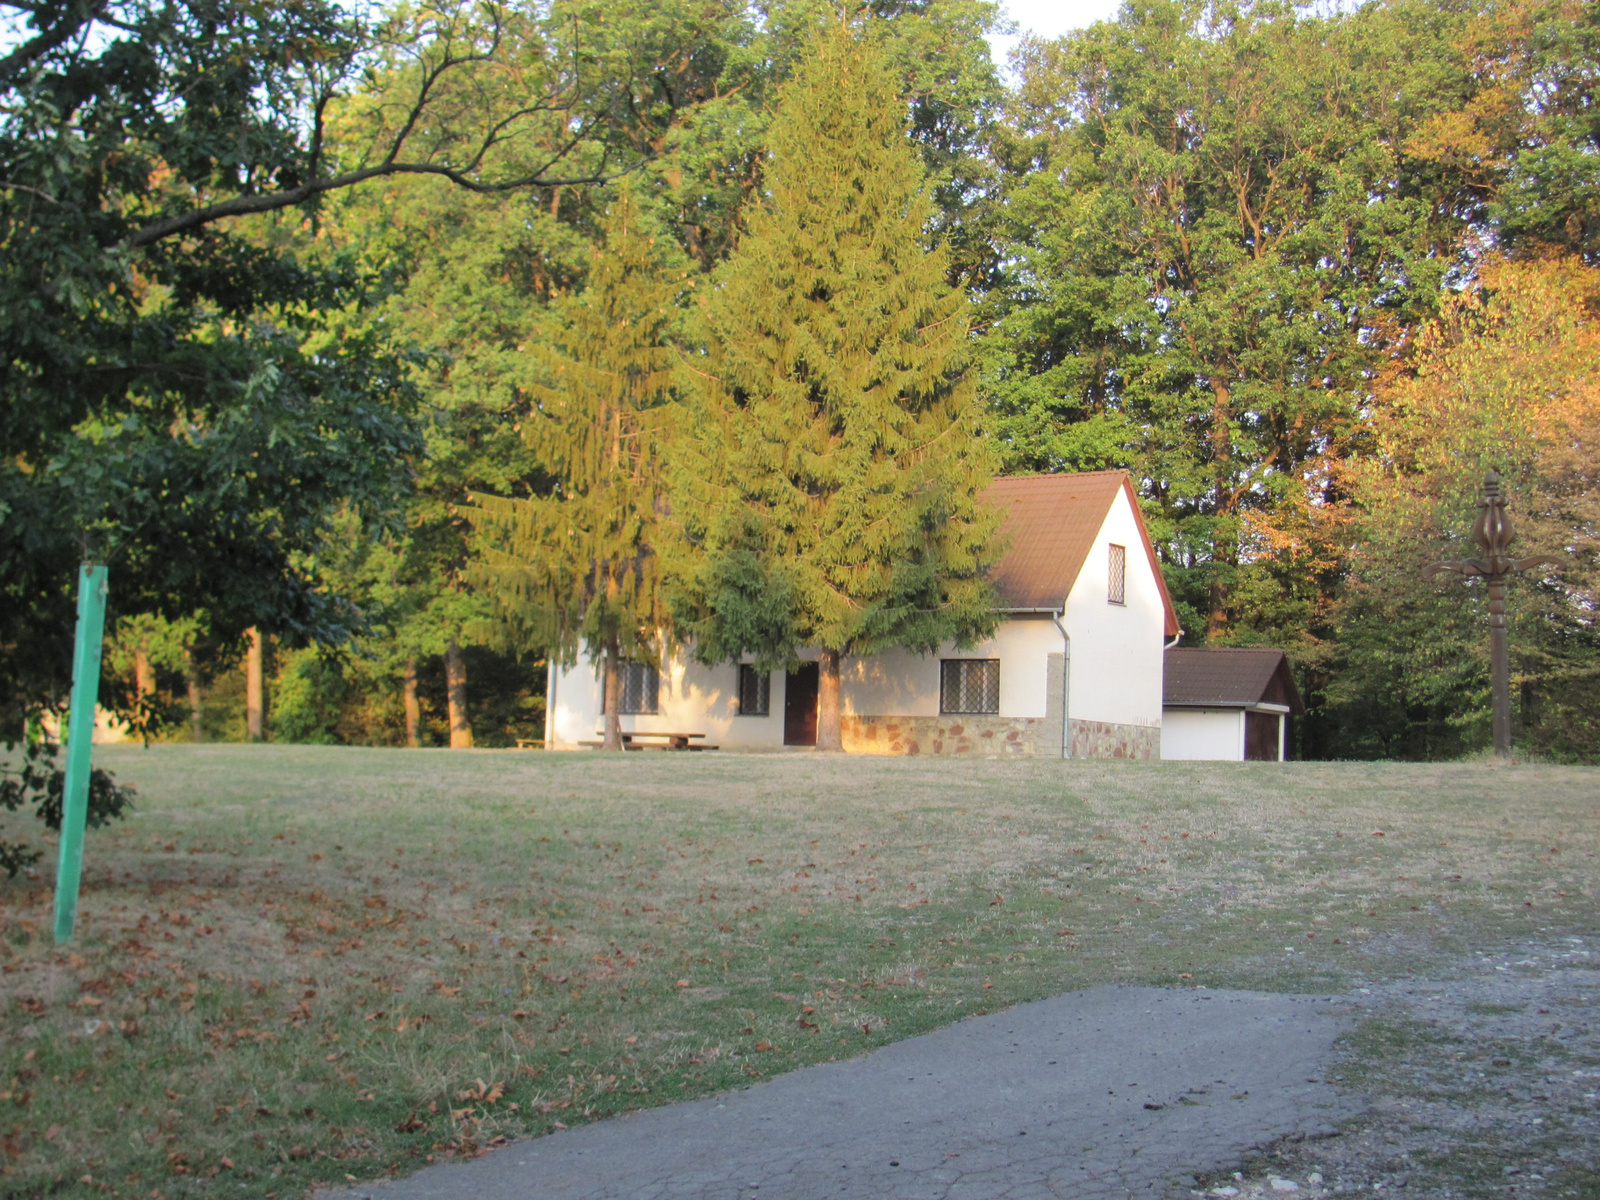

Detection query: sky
xmin=986 ymin=0 xmax=1123 ymax=69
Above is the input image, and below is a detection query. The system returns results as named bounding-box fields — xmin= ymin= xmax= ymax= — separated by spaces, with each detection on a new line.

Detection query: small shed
xmin=1161 ymin=647 xmax=1304 ymax=762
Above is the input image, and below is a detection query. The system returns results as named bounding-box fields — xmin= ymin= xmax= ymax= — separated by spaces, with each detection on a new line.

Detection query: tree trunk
xmin=184 ymin=645 xmax=203 ymax=742
xmin=133 ymin=646 xmax=155 ymax=703
xmin=1206 ymin=578 xmax=1231 ymax=640
xmin=130 ymin=644 xmax=156 ymax=746
xmin=815 ymin=647 xmax=843 ymax=752
xmin=600 ymin=635 xmax=622 ymax=751
xmin=1207 ymin=378 xmax=1236 ymax=640
xmin=445 ymin=640 xmax=473 ymax=749
xmin=245 ymin=627 xmax=266 ymax=742
xmin=403 ymin=657 xmax=422 ymax=748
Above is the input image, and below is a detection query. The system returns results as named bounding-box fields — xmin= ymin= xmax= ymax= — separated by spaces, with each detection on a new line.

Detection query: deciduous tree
xmin=1333 ymin=256 xmax=1600 ymax=759
xmin=0 ymin=0 xmax=685 ymax=728
xmin=986 ymin=0 xmax=1487 ymax=650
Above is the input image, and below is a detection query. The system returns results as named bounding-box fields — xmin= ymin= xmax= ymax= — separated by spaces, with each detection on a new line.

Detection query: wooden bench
xmin=515 ymin=738 xmax=544 ymax=750
xmin=579 ymin=731 xmax=717 ymax=751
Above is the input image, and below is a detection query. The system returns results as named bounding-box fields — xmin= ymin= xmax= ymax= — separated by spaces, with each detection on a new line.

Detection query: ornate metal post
xmin=1423 ymin=471 xmax=1565 ymax=758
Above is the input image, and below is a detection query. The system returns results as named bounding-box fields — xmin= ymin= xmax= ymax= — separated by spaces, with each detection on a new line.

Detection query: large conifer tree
xmin=469 ymin=188 xmax=684 ymax=750
xmin=674 ymin=24 xmax=999 ymax=752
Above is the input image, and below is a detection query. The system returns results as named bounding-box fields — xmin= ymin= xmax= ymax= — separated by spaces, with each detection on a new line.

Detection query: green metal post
xmin=54 ymin=563 xmax=108 ymax=944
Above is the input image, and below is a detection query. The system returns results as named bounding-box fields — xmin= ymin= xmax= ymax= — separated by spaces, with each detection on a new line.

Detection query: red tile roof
xmin=1163 ymin=647 xmax=1305 ymax=713
xmin=983 ymin=471 xmax=1180 ymax=635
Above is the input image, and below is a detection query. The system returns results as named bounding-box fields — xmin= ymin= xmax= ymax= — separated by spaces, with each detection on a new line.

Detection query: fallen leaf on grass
xmin=456 ymin=1080 xmax=505 ymax=1105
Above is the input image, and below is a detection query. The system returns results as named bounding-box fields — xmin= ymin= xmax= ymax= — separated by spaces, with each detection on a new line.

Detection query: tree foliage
xmin=0 ymin=0 xmax=711 ymax=727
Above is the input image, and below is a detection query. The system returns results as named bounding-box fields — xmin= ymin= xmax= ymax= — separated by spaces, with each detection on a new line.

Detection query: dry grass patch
xmin=0 ymin=747 xmax=1594 ymax=1198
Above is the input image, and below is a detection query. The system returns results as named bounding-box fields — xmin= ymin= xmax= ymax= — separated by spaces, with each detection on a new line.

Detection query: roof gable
xmin=1163 ymin=647 xmax=1305 ymax=714
xmin=983 ymin=471 xmax=1180 ymax=635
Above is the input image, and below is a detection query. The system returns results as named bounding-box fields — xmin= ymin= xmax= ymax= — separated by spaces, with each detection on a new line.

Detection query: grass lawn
xmin=0 ymin=746 xmax=1595 ymax=1199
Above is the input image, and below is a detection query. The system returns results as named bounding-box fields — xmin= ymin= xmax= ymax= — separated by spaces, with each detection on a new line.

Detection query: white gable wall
xmin=1061 ymin=484 xmax=1166 ymax=732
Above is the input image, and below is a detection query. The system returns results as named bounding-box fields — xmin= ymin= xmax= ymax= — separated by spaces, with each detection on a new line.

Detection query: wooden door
xmin=1245 ymin=711 xmax=1280 ymax=761
xmin=784 ymin=663 xmax=819 ymax=746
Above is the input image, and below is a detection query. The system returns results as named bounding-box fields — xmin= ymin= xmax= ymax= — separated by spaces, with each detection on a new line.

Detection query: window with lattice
xmin=1108 ymin=543 xmax=1127 ymax=605
xmin=608 ymin=661 xmax=659 ymax=714
xmin=940 ymin=659 xmax=999 ymax=715
xmin=737 ymin=664 xmax=770 ymax=716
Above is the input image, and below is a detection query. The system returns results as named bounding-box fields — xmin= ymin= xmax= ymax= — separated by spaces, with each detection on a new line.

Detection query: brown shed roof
xmin=1163 ymin=647 xmax=1305 ymax=714
xmin=983 ymin=471 xmax=1180 ymax=635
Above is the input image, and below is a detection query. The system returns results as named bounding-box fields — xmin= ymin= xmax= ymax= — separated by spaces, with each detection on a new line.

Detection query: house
xmin=1160 ymin=647 xmax=1304 ymax=761
xmin=545 ymin=470 xmax=1181 ymax=757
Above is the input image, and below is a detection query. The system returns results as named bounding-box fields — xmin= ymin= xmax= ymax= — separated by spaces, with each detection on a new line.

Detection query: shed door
xmin=784 ymin=664 xmax=819 ymax=746
xmin=1244 ymin=711 xmax=1280 ymax=761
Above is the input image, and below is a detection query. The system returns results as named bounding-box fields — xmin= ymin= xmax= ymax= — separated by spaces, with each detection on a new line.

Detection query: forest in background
xmin=5 ymin=0 xmax=1597 ymax=760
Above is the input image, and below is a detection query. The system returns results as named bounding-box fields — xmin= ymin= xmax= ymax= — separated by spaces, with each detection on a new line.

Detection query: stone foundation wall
xmin=1067 ymin=718 xmax=1160 ymax=760
xmin=837 ymin=704 xmax=1159 ymax=761
xmin=842 ymin=715 xmax=1045 ymax=757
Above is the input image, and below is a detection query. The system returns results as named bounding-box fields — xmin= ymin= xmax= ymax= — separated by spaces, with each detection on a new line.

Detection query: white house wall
xmin=1160 ymin=709 xmax=1244 ymax=761
xmin=548 ymin=617 xmax=1061 ymax=751
xmin=1061 ymin=485 xmax=1165 ymax=757
xmin=549 ymin=652 xmax=787 ymax=750
xmin=841 ymin=617 xmax=1059 ymax=720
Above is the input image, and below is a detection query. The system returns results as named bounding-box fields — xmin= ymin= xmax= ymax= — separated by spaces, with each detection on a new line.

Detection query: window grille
xmin=1108 ymin=543 xmax=1127 ymax=605
xmin=737 ymin=664 xmax=770 ymax=716
xmin=940 ymin=659 xmax=999 ymax=715
xmin=612 ymin=661 xmax=659 ymax=714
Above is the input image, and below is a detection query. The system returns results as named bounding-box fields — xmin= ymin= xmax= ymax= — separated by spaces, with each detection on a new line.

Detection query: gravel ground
xmin=1186 ymin=936 xmax=1600 ymax=1200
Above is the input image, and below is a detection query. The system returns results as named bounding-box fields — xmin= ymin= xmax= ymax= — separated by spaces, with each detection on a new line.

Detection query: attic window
xmin=1108 ymin=543 xmax=1127 ymax=605
xmin=941 ymin=659 xmax=999 ymax=715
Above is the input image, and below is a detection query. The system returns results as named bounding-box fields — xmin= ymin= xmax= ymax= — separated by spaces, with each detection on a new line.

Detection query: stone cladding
xmin=1067 ymin=718 xmax=1161 ymax=759
xmin=841 ymin=715 xmax=1044 ymax=757
xmin=840 ymin=712 xmax=1160 ymax=760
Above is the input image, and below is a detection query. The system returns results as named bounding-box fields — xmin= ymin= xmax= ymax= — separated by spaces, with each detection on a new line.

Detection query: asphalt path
xmin=329 ymin=986 xmax=1363 ymax=1200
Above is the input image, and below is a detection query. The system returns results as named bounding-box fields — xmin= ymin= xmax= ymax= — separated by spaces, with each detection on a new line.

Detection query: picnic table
xmin=578 ymin=731 xmax=715 ymax=751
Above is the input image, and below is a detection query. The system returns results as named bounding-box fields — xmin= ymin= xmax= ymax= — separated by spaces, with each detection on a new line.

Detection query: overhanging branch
xmin=124 ymin=155 xmax=645 ymax=249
